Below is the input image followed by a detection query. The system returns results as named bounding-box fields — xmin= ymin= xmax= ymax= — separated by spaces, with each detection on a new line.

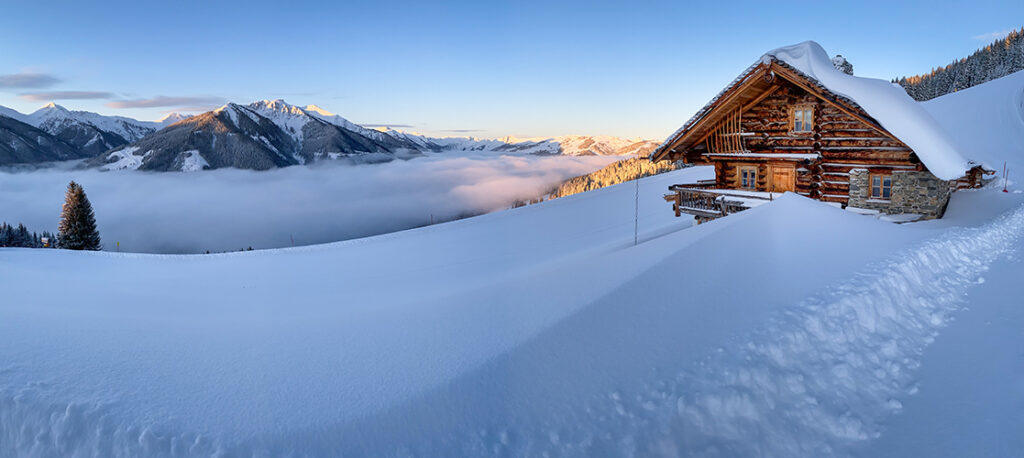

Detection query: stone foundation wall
xmin=847 ymin=169 xmax=951 ymax=219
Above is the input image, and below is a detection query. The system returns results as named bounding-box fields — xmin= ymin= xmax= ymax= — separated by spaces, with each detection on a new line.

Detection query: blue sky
xmin=0 ymin=0 xmax=1021 ymax=140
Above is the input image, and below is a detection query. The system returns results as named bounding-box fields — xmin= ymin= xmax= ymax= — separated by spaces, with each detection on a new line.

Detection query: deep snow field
xmin=2 ymin=163 xmax=1023 ymax=456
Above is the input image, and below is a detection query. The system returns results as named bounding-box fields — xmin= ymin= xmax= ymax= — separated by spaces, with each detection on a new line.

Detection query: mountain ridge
xmin=0 ymin=103 xmax=164 ymax=160
xmin=95 ymin=99 xmax=658 ymax=171
xmin=1 ymin=100 xmax=658 ymax=170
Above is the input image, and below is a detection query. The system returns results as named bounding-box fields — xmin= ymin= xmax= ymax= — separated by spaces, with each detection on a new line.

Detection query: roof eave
xmin=651 ymin=57 xmax=909 ymax=163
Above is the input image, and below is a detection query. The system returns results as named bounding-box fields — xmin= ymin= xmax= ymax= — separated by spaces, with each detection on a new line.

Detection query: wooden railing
xmin=690 ymin=179 xmax=718 ymax=189
xmin=664 ymin=186 xmax=750 ymax=222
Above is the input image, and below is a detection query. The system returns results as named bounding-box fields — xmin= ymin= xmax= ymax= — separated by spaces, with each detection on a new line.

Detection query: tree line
xmin=0 ymin=222 xmax=57 ymax=248
xmin=1 ymin=181 xmax=102 ymax=250
xmin=896 ymin=28 xmax=1024 ymax=101
xmin=548 ymin=157 xmax=683 ymax=200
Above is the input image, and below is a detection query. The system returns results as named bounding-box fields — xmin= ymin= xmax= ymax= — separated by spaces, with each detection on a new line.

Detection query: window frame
xmin=738 ymin=166 xmax=758 ymax=190
xmin=790 ymin=104 xmax=814 ymax=134
xmin=869 ymin=173 xmax=892 ymax=200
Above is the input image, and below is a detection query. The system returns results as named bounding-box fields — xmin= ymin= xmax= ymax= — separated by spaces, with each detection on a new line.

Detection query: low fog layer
xmin=0 ymin=153 xmax=619 ymax=254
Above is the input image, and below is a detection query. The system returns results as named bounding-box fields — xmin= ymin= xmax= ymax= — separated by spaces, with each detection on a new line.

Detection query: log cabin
xmin=651 ymin=42 xmax=993 ymax=222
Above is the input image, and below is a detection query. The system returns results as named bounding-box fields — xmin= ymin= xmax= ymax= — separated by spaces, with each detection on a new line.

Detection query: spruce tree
xmin=831 ymin=55 xmax=854 ymax=75
xmin=57 ymin=181 xmax=102 ymax=251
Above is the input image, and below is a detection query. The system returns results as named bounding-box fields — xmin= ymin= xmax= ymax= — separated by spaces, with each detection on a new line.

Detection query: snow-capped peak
xmin=303 ymin=104 xmax=335 ymax=117
xmin=244 ymin=99 xmax=314 ymax=143
xmin=27 ymin=103 xmax=83 ymax=128
xmin=247 ymin=100 xmax=371 ymax=138
xmin=249 ymin=99 xmax=307 ymax=117
xmin=157 ymin=112 xmax=192 ymax=126
xmin=31 ymin=102 xmax=72 ymax=119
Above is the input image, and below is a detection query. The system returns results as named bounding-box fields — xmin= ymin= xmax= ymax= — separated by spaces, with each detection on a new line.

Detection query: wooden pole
xmin=634 ymin=175 xmax=640 ymax=246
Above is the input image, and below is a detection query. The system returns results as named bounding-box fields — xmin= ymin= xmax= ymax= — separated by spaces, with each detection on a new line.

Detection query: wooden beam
xmin=654 ymin=63 xmax=770 ymax=161
xmin=739 ymin=84 xmax=781 ymax=114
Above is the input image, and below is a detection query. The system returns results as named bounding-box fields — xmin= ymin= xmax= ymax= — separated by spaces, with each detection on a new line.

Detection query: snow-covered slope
xmin=2 ymin=165 xmax=1023 ymax=456
xmin=0 ymin=103 xmax=161 ymax=158
xmin=0 ymin=114 xmax=81 ymax=165
xmin=0 ymin=104 xmax=27 ymax=123
xmin=922 ymin=68 xmax=1024 ymax=171
xmin=96 ymin=103 xmax=300 ymax=171
xmin=25 ymin=103 xmax=159 ymax=142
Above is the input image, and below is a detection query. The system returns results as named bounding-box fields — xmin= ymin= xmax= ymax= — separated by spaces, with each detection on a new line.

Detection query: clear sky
xmin=0 ymin=0 xmax=1021 ymax=140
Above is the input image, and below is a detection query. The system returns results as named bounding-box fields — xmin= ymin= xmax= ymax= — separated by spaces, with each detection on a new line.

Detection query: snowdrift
xmin=922 ymin=68 xmax=1024 ymax=171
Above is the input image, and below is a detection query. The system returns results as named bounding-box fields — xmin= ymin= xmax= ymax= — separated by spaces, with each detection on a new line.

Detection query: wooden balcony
xmin=663 ymin=185 xmax=770 ymax=223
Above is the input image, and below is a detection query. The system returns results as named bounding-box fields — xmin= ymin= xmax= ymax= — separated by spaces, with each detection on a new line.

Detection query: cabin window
xmin=739 ymin=166 xmax=757 ymax=190
xmin=870 ymin=174 xmax=892 ymax=199
xmin=791 ymin=105 xmax=814 ymax=133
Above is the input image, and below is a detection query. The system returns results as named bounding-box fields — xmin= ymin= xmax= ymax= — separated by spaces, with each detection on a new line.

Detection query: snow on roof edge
xmin=765 ymin=41 xmax=973 ymax=180
xmin=653 ymin=41 xmax=975 ymax=181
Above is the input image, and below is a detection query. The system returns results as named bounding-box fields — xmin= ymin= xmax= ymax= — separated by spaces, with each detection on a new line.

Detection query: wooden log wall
xmin=706 ymin=82 xmax=925 ymax=204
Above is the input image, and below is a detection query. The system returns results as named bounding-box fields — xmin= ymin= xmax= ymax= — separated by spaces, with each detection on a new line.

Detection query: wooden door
xmin=769 ymin=165 xmax=795 ymax=193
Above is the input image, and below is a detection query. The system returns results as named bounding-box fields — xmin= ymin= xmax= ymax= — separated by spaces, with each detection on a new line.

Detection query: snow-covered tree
xmin=897 ymin=27 xmax=1024 ymax=100
xmin=832 ymin=55 xmax=854 ymax=75
xmin=57 ymin=181 xmax=102 ymax=251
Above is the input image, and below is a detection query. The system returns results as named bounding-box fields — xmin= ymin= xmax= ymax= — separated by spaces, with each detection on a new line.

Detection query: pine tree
xmin=57 ymin=181 xmax=102 ymax=251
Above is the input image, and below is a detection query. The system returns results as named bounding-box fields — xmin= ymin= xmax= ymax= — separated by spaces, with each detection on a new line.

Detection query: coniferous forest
xmin=0 ymin=222 xmax=56 ymax=248
xmin=896 ymin=28 xmax=1024 ymax=100
xmin=548 ymin=157 xmax=683 ymax=200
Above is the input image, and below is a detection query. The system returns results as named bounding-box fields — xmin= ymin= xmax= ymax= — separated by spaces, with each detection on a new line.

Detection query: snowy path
xmin=855 ymin=235 xmax=1024 ymax=457
xmin=658 ymin=204 xmax=1024 ymax=456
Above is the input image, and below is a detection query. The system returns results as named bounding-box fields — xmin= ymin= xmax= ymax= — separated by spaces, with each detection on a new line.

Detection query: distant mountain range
xmin=0 ymin=103 xmax=189 ymax=164
xmin=0 ymin=100 xmax=657 ymax=171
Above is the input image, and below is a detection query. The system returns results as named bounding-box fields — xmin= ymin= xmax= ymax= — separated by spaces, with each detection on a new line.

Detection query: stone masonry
xmin=847 ymin=169 xmax=952 ymax=219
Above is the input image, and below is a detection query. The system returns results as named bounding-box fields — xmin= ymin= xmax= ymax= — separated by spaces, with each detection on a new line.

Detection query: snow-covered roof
xmin=654 ymin=41 xmax=976 ymax=181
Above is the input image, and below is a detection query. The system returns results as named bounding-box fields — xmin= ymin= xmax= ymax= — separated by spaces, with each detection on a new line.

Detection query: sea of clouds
xmin=0 ymin=152 xmax=619 ymax=254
